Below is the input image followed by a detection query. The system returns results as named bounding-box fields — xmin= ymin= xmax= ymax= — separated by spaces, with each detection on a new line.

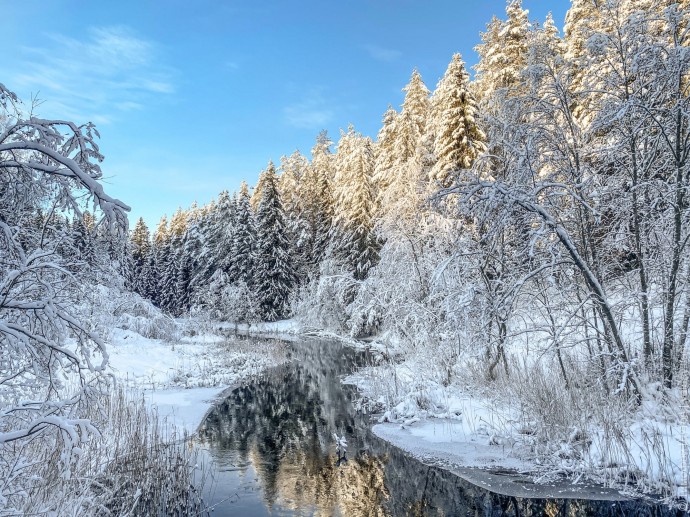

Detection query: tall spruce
xmin=151 ymin=215 xmax=170 ymax=308
xmin=331 ymin=127 xmax=378 ymax=280
xmin=230 ymin=181 xmax=256 ymax=286
xmin=254 ymin=162 xmax=295 ymax=321
xmin=474 ymin=0 xmax=532 ymax=101
xmin=279 ymin=150 xmax=310 ymax=280
xmin=130 ymin=217 xmax=151 ymax=296
xmin=431 ymin=53 xmax=487 ymax=187
xmin=372 ymin=106 xmax=399 ymax=196
xmin=393 ymin=70 xmax=431 ymax=168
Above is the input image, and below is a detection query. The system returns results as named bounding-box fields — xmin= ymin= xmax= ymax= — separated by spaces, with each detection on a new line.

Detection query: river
xmin=196 ymin=338 xmax=681 ymax=516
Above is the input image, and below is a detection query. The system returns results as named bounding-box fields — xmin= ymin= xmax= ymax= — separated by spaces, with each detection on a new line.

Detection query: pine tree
xmin=431 ymin=53 xmax=487 ymax=187
xmin=254 ymin=162 xmax=295 ymax=321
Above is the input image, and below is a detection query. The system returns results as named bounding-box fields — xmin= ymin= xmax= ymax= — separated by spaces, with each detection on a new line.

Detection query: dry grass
xmin=1 ymin=389 xmax=209 ymax=516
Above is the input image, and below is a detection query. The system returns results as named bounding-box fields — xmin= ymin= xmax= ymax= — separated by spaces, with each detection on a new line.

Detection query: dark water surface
xmin=197 ymin=339 xmax=683 ymax=516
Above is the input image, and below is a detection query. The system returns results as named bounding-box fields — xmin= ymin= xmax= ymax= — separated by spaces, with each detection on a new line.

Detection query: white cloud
xmin=2 ymin=26 xmax=175 ymax=124
xmin=363 ymin=44 xmax=402 ymax=62
xmin=283 ymin=90 xmax=335 ymax=129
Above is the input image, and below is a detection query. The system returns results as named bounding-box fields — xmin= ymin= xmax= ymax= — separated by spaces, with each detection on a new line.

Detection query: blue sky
xmin=1 ymin=0 xmax=569 ymax=229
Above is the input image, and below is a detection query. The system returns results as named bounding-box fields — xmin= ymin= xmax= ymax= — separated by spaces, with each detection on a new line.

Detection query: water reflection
xmin=198 ymin=340 xmax=387 ymax=516
xmin=198 ymin=340 xmax=678 ymax=516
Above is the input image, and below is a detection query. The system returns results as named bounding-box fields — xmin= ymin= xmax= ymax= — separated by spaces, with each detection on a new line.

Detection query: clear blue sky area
xmin=2 ymin=1 xmax=569 ymax=228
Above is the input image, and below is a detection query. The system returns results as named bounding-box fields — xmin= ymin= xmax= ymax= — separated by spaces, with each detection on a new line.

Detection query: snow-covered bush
xmin=193 ymin=270 xmax=260 ymax=324
xmin=292 ymin=260 xmax=356 ymax=333
xmin=89 ymin=285 xmax=180 ymax=342
xmin=2 ymin=388 xmax=206 ymax=515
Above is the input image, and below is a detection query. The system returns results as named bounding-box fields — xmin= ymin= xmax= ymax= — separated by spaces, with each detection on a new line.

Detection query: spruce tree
xmin=331 ymin=127 xmax=378 ymax=281
xmin=372 ymin=106 xmax=399 ymax=195
xmin=192 ymin=198 xmax=217 ymax=290
xmin=230 ymin=181 xmax=256 ymax=286
xmin=71 ymin=213 xmax=96 ymax=267
xmin=279 ymin=150 xmax=310 ymax=281
xmin=431 ymin=53 xmax=487 ymax=187
xmin=474 ymin=0 xmax=532 ymax=101
xmin=250 ymin=169 xmax=268 ymax=212
xmin=157 ymin=208 xmax=187 ymax=313
xmin=210 ymin=190 xmax=236 ymax=277
xmin=130 ymin=217 xmax=151 ymax=296
xmin=151 ymin=215 xmax=169 ymax=308
xmin=393 ymin=69 xmax=431 ymax=167
xmin=175 ymin=228 xmax=195 ymax=315
xmin=375 ymin=70 xmax=432 ymax=219
xmin=305 ymin=132 xmax=334 ymax=271
xmin=564 ymin=0 xmax=605 ymax=118
xmin=254 ymin=162 xmax=295 ymax=321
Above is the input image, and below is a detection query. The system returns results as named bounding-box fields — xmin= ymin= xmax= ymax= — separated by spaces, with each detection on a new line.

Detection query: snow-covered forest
xmin=2 ymin=0 xmax=690 ymax=512
xmin=127 ymin=0 xmax=690 ymax=501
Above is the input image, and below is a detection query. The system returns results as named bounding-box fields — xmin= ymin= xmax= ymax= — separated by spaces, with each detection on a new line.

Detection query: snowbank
xmin=345 ymin=355 xmax=689 ymax=506
xmin=107 ymin=325 xmax=287 ymax=434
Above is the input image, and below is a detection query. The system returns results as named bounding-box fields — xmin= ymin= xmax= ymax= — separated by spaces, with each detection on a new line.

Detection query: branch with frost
xmin=445 ymin=180 xmax=642 ymax=399
xmin=0 ymin=84 xmax=128 ymax=485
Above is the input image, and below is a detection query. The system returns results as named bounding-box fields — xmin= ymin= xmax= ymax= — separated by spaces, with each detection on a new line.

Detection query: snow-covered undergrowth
xmin=1 ymin=388 xmax=206 ymax=515
xmin=1 ymin=285 xmax=288 ymax=515
xmin=83 ymin=285 xmax=288 ymax=392
xmin=346 ymin=344 xmax=689 ymax=506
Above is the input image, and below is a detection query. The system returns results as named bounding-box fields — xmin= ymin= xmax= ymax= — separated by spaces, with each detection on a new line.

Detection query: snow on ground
xmin=144 ymin=387 xmax=223 ymax=436
xmin=346 ymin=360 xmax=690 ymax=503
xmin=347 ymin=366 xmax=533 ymax=471
xmin=107 ymin=325 xmax=287 ymax=434
xmin=373 ymin=416 xmax=532 ymax=472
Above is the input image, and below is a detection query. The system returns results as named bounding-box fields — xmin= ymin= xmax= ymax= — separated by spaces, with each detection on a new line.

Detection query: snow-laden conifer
xmin=431 ymin=53 xmax=486 ymax=187
xmin=330 ymin=127 xmax=378 ymax=280
xmin=254 ymin=162 xmax=295 ymax=320
xmin=474 ymin=0 xmax=532 ymax=101
xmin=230 ymin=181 xmax=256 ymax=286
xmin=130 ymin=217 xmax=151 ymax=296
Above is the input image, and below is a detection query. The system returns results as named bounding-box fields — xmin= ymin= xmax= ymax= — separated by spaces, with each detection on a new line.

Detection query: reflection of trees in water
xmin=199 ymin=340 xmax=674 ymax=517
xmin=267 ymin=447 xmax=389 ymax=517
xmin=198 ymin=341 xmax=389 ymax=515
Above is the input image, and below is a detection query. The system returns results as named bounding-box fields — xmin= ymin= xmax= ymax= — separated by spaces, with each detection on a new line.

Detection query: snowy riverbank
xmin=106 ymin=323 xmax=288 ymax=434
xmin=344 ymin=352 xmax=689 ymax=507
xmin=109 ymin=313 xmax=687 ymax=507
